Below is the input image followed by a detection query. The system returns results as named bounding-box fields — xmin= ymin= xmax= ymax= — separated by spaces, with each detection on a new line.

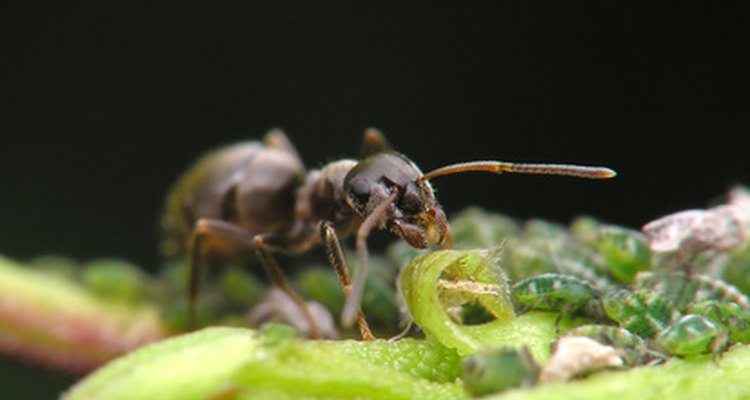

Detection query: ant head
xmin=343 ymin=152 xmax=449 ymax=248
xmin=341 ymin=145 xmax=616 ymax=250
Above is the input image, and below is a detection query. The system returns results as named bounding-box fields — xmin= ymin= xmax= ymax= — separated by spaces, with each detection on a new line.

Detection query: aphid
xmin=634 ymin=271 xmax=750 ymax=311
xmin=511 ymin=273 xmax=603 ymax=325
xmin=689 ymin=300 xmax=750 ymax=344
xmin=506 ymin=220 xmax=614 ymax=290
xmin=602 ymin=289 xmax=677 ymax=339
xmin=566 ymin=324 xmax=651 ymax=367
xmin=656 ymin=314 xmax=728 ymax=357
xmin=595 ymin=225 xmax=651 ymax=283
xmin=568 ymin=219 xmax=649 ymax=286
xmin=445 ymin=206 xmax=519 ymax=250
xmin=162 ymin=129 xmax=616 ymax=338
xmin=549 ymin=255 xmax=614 ymax=293
xmin=80 ymin=258 xmax=151 ymax=305
xmin=461 ymin=346 xmax=539 ymax=396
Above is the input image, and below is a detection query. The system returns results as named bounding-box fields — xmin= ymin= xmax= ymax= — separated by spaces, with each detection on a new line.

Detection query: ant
xmin=161 ymin=128 xmax=616 ymax=339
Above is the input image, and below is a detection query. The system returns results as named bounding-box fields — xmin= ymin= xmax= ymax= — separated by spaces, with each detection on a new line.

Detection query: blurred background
xmin=1 ymin=2 xmax=747 ymax=398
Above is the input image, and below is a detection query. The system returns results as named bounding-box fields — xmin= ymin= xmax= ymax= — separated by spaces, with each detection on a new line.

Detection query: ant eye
xmin=349 ymin=178 xmax=371 ymax=203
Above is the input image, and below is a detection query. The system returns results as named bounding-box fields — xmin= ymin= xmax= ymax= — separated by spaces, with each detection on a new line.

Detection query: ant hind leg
xmin=360 ymin=128 xmax=391 ymax=157
xmin=188 ymin=219 xmax=320 ymax=339
xmin=253 ymin=235 xmax=320 ymax=339
xmin=187 ymin=219 xmax=259 ymax=330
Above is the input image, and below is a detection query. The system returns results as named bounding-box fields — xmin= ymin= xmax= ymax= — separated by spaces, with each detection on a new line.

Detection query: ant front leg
xmin=344 ymin=191 xmax=399 ymax=329
xmin=188 ymin=219 xmax=320 ymax=339
xmin=320 ymin=221 xmax=375 ymax=340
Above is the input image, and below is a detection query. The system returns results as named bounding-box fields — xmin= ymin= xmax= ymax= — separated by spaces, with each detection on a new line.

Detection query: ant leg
xmin=188 ymin=219 xmax=258 ymax=330
xmin=389 ymin=321 xmax=414 ymax=342
xmin=188 ymin=219 xmax=319 ymax=339
xmin=264 ymin=128 xmax=301 ymax=162
xmin=320 ymin=221 xmax=375 ymax=340
xmin=514 ymin=304 xmax=530 ymax=316
xmin=342 ymin=192 xmax=398 ymax=329
xmin=252 ymin=235 xmax=320 ymax=339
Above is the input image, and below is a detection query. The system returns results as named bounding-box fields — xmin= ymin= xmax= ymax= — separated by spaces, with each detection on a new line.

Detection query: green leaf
xmin=496 ymin=345 xmax=750 ymax=400
xmin=63 ymin=328 xmax=260 ymax=400
xmin=64 ymin=327 xmax=465 ymax=400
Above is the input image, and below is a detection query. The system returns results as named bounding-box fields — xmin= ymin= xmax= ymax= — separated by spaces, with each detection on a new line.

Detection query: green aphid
xmin=512 ymin=273 xmax=602 ymax=321
xmin=656 ymin=314 xmax=728 ymax=357
xmin=158 ymin=260 xmax=219 ymax=329
xmin=386 ymin=240 xmax=422 ymax=269
xmin=551 ymin=255 xmax=615 ymax=293
xmin=721 ymin=247 xmax=750 ymax=298
xmin=523 ymin=219 xmax=572 ymax=245
xmin=219 ymin=266 xmax=263 ymax=311
xmin=569 ymin=216 xmax=602 ymax=244
xmin=506 ymin=218 xmax=616 ymax=289
xmin=299 ymin=264 xmax=401 ymax=332
xmin=505 ymin=220 xmax=574 ymax=271
xmin=689 ymin=300 xmax=750 ymax=344
xmin=602 ymin=289 xmax=676 ymax=339
xmin=504 ymin=239 xmax=559 ymax=280
xmin=298 ymin=267 xmax=345 ymax=315
xmin=27 ymin=255 xmax=79 ymax=281
xmin=634 ymin=271 xmax=750 ymax=311
xmin=595 ymin=225 xmax=651 ymax=283
xmin=448 ymin=206 xmax=520 ymax=249
xmin=462 ymin=346 xmax=539 ymax=397
xmin=159 ymin=295 xmax=215 ymax=331
xmin=260 ymin=322 xmax=303 ymax=345
xmin=566 ymin=324 xmax=650 ymax=367
xmin=80 ymin=258 xmax=151 ymax=304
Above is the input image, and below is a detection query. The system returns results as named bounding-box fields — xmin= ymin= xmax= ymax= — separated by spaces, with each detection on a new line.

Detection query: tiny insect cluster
xmin=42 ymin=185 xmax=750 ymax=399
xmin=147 ymin=129 xmax=750 ymax=397
xmin=453 ymin=186 xmax=750 ymax=396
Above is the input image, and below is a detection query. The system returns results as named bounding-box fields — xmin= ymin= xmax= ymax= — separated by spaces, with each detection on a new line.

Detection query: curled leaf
xmin=400 ymin=250 xmax=592 ymax=360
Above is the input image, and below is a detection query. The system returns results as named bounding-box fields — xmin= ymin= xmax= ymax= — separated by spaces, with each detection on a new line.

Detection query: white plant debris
xmin=642 ymin=186 xmax=750 ymax=268
xmin=729 ymin=186 xmax=750 ymax=237
xmin=540 ymin=336 xmax=624 ymax=383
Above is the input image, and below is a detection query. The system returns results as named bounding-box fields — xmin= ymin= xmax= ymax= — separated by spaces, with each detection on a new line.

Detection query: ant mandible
xmin=161 ymin=128 xmax=616 ymax=339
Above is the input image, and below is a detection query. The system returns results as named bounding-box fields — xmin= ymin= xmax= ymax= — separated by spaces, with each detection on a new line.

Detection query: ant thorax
xmin=293 ymin=159 xmax=359 ymax=238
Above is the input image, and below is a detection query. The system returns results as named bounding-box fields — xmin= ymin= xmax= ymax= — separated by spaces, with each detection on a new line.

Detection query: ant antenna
xmin=419 ymin=161 xmax=616 ymax=183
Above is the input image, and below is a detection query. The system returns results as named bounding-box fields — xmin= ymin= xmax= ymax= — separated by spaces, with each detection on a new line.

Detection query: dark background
xmin=1 ymin=2 xmax=748 ymax=398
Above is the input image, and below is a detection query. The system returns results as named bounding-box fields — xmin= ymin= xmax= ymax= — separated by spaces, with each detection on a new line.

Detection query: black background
xmin=1 ymin=3 xmax=748 ymax=398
